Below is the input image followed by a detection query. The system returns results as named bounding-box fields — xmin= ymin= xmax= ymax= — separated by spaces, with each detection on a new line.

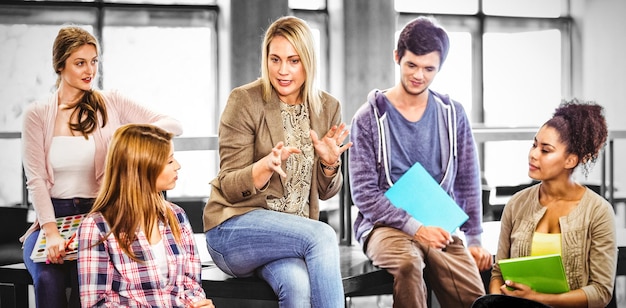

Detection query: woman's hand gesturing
xmin=266 ymin=141 xmax=302 ymax=177
xmin=310 ymin=123 xmax=352 ymax=167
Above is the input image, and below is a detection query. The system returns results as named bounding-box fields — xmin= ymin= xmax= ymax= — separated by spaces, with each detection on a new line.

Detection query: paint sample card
xmin=30 ymin=214 xmax=85 ymax=263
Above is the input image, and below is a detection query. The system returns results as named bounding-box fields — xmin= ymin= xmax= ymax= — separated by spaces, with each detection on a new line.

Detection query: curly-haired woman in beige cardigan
xmin=483 ymin=100 xmax=616 ymax=308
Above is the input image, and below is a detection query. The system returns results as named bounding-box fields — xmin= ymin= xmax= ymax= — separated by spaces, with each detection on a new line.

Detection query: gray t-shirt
xmin=385 ymin=93 xmax=443 ymax=183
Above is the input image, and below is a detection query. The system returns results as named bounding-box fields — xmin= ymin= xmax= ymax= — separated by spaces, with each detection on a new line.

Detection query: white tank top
xmin=152 ymin=238 xmax=169 ymax=282
xmin=49 ymin=136 xmax=97 ymax=199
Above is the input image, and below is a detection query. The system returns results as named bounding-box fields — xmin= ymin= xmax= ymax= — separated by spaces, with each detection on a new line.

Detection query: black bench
xmin=3 ymin=147 xmax=619 ymax=306
xmin=0 ymin=263 xmax=31 ymax=308
xmin=3 ymin=239 xmax=623 ymax=307
xmin=0 ymin=206 xmax=29 ymax=266
xmin=201 ymin=244 xmax=393 ymax=306
xmin=0 ymin=205 xmax=31 ymax=308
xmin=0 ymin=151 xmax=397 ymax=307
xmin=0 ymin=244 xmax=392 ymax=308
xmin=0 ymin=190 xmax=393 ymax=308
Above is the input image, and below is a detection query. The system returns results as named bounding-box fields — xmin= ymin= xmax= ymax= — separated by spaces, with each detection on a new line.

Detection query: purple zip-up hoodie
xmin=348 ymin=89 xmax=483 ymax=247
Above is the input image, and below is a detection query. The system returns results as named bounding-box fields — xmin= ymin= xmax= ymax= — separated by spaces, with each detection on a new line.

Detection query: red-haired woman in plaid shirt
xmin=77 ymin=124 xmax=214 ymax=307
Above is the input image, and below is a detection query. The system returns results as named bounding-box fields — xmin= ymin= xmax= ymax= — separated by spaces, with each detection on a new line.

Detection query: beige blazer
xmin=203 ymin=79 xmax=344 ymax=231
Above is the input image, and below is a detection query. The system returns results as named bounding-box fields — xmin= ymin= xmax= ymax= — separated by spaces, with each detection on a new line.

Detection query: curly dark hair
xmin=544 ymin=99 xmax=607 ymax=176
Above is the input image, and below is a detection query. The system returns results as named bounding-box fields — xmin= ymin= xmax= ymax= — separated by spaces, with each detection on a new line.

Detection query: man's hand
xmin=468 ymin=246 xmax=492 ymax=271
xmin=413 ymin=226 xmax=451 ymax=249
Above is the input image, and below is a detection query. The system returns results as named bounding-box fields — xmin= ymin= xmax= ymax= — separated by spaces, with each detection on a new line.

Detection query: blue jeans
xmin=23 ymin=198 xmax=93 ymax=308
xmin=205 ymin=209 xmax=344 ymax=308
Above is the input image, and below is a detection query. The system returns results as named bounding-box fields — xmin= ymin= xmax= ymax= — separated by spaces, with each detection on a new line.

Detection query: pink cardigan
xmin=20 ymin=89 xmax=183 ymax=242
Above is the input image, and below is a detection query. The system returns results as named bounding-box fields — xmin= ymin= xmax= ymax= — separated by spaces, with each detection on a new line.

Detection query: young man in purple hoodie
xmin=349 ymin=16 xmax=492 ymax=307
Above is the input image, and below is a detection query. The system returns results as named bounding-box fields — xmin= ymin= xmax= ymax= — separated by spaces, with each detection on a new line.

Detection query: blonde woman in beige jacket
xmin=203 ymin=16 xmax=351 ymax=308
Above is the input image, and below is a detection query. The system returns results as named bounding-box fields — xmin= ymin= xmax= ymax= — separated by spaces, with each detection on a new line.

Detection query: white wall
xmin=580 ymin=0 xmax=626 ymax=193
xmin=581 ymin=0 xmax=626 ymax=128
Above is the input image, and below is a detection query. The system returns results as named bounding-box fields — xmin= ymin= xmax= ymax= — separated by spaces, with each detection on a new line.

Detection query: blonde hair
xmin=53 ymin=26 xmax=107 ymax=138
xmin=261 ymin=16 xmax=323 ymax=114
xmin=90 ymin=124 xmax=180 ymax=262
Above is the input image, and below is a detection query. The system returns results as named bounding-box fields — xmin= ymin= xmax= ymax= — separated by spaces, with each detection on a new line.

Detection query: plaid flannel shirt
xmin=77 ymin=202 xmax=206 ymax=307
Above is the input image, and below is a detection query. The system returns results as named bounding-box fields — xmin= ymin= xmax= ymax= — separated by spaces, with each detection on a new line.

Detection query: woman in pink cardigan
xmin=20 ymin=26 xmax=182 ymax=308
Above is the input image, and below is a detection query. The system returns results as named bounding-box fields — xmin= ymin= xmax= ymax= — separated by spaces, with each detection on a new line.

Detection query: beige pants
xmin=365 ymin=227 xmax=485 ymax=308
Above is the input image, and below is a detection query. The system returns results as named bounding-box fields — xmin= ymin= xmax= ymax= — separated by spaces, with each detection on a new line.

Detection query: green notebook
xmin=498 ymin=253 xmax=570 ymax=294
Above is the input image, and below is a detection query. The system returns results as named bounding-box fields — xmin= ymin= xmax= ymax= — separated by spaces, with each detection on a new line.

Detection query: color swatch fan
xmin=30 ymin=214 xmax=85 ymax=263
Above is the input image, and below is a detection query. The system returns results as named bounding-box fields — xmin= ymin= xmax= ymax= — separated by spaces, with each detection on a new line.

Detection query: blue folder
xmin=384 ymin=162 xmax=469 ymax=233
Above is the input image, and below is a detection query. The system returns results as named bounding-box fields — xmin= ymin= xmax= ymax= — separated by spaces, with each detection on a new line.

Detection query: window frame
xmin=0 ymin=1 xmax=220 ymax=202
xmin=396 ymin=12 xmax=573 ymax=125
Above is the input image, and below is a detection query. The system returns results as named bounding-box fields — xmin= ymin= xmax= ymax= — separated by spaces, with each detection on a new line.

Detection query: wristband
xmin=320 ymin=160 xmax=340 ymax=171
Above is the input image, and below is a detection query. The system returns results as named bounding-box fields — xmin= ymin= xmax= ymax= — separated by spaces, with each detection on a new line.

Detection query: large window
xmin=0 ymin=3 xmax=218 ymax=204
xmin=394 ymin=29 xmax=474 ymax=114
xmin=289 ymin=11 xmax=328 ymax=92
xmin=0 ymin=6 xmax=99 ymax=206
xmin=395 ymin=0 xmax=573 ymax=187
xmin=482 ymin=21 xmax=565 ymax=185
xmin=101 ymin=7 xmax=218 ymax=197
xmin=0 ymin=0 xmax=579 ymax=205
